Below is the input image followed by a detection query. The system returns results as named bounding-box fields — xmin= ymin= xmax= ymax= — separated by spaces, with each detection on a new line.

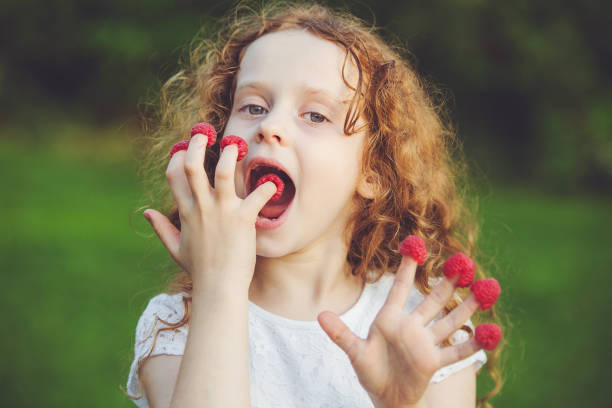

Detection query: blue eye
xmin=305 ymin=112 xmax=328 ymax=123
xmin=240 ymin=104 xmax=267 ymax=115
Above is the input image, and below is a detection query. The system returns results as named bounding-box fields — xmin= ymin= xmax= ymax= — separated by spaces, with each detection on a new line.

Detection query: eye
xmin=240 ymin=104 xmax=267 ymax=115
xmin=304 ymin=111 xmax=328 ymax=124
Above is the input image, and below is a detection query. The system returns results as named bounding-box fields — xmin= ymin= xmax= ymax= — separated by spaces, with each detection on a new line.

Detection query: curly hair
xmin=123 ymin=1 xmax=507 ymax=406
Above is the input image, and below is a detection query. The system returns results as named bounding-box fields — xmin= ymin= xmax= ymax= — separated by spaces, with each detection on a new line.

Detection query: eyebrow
xmin=235 ymin=81 xmax=352 ymax=106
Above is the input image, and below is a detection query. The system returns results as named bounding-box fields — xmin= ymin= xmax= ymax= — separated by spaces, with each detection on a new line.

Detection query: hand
xmin=318 ymin=244 xmax=489 ymax=408
xmin=143 ymin=132 xmax=277 ymax=293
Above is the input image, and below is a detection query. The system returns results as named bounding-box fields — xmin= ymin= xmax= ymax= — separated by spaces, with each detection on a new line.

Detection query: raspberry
xmin=475 ymin=324 xmax=502 ymax=350
xmin=443 ymin=253 xmax=475 ymax=288
xmin=398 ymin=235 xmax=427 ymax=265
xmin=220 ymin=135 xmax=248 ymax=161
xmin=190 ymin=122 xmax=217 ymax=146
xmin=471 ymin=278 xmax=501 ymax=310
xmin=169 ymin=140 xmax=190 ymax=159
xmin=255 ymin=173 xmax=285 ymax=201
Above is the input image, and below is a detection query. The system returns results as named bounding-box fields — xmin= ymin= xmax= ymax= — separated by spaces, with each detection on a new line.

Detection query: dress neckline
xmin=247 ymin=279 xmax=374 ymax=330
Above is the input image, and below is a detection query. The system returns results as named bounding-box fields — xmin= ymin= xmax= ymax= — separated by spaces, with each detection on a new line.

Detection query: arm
xmin=422 ymin=363 xmax=477 ymax=408
xmin=141 ymin=354 xmax=182 ymax=408
xmin=319 ymin=238 xmax=498 ymax=408
xmin=142 ymin=128 xmax=273 ymax=407
xmin=169 ymin=286 xmax=250 ymax=408
xmin=371 ymin=363 xmax=476 ymax=408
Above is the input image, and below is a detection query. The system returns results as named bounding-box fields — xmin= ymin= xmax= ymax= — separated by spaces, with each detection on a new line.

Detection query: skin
xmin=142 ymin=28 xmax=488 ymax=408
xmin=226 ymin=28 xmax=372 ymax=318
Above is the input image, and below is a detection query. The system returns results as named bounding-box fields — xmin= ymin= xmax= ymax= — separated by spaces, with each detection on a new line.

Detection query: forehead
xmin=236 ymin=29 xmax=359 ymax=100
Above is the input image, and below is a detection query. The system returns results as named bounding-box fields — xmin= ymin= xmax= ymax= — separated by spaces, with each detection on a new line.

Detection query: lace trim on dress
xmin=126 ymin=293 xmax=189 ymax=407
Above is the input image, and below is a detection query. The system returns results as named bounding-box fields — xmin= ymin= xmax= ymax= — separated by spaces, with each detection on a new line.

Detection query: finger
xmin=144 ymin=209 xmax=182 ymax=268
xmin=438 ymin=337 xmax=483 ymax=368
xmin=241 ymin=181 xmax=278 ymax=219
xmin=382 ymin=255 xmax=417 ymax=311
xmin=183 ymin=133 xmax=212 ymax=209
xmin=412 ymin=274 xmax=460 ymax=325
xmin=429 ymin=293 xmax=480 ymax=345
xmin=214 ymin=143 xmax=239 ymax=199
xmin=318 ymin=311 xmax=366 ymax=364
xmin=166 ymin=149 xmax=193 ymax=211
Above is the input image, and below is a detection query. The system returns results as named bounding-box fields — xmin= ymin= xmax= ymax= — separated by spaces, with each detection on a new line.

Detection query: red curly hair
xmin=123 ymin=1 xmax=507 ymax=406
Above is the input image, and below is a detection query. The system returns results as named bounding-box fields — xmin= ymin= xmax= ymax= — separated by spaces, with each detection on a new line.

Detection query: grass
xmin=1 ymin=123 xmax=610 ymax=407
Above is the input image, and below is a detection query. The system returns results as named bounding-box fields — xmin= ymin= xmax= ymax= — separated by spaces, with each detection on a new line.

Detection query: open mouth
xmin=248 ymin=165 xmax=296 ymax=219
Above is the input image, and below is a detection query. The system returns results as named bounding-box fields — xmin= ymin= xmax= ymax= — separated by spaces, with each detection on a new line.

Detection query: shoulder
xmin=127 ymin=293 xmax=189 ymax=407
xmin=134 ymin=292 xmax=190 ymax=357
xmin=141 ymin=292 xmax=189 ymax=321
xmin=136 ymin=292 xmax=188 ymax=327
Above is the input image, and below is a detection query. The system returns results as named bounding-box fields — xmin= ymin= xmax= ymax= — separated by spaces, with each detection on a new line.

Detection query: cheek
xmin=301 ymin=141 xmax=361 ymax=199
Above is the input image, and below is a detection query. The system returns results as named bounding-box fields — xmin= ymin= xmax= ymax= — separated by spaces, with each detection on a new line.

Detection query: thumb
xmin=243 ymin=181 xmax=278 ymax=218
xmin=143 ymin=209 xmax=181 ymax=267
xmin=318 ymin=311 xmax=365 ymax=364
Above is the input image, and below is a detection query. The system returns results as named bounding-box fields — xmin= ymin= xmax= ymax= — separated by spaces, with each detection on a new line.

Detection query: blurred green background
xmin=1 ymin=0 xmax=610 ymax=407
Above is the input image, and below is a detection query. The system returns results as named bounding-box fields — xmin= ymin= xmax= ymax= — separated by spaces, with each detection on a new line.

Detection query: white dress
xmin=126 ymin=272 xmax=487 ymax=407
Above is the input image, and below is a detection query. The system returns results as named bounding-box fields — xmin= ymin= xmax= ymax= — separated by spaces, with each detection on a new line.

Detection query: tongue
xmin=259 ymin=202 xmax=288 ymax=218
xmin=258 ymin=173 xmax=294 ymax=218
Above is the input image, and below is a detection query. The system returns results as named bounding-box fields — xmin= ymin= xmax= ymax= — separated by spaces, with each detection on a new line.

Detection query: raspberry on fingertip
xmin=443 ymin=253 xmax=475 ymax=288
xmin=475 ymin=323 xmax=502 ymax=350
xmin=255 ymin=173 xmax=284 ymax=202
xmin=398 ymin=235 xmax=427 ymax=265
xmin=471 ymin=278 xmax=501 ymax=310
xmin=220 ymin=135 xmax=248 ymax=161
xmin=190 ymin=122 xmax=217 ymax=146
xmin=170 ymin=140 xmax=190 ymax=159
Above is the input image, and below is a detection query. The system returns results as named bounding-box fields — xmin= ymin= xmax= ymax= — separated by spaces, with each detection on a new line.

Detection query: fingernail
xmin=143 ymin=210 xmax=151 ymax=222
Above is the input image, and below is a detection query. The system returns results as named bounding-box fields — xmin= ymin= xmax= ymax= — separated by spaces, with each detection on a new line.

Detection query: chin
xmin=255 ymin=242 xmax=293 ymax=258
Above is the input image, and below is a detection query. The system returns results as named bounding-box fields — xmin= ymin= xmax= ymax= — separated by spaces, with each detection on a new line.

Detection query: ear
xmin=356 ymin=171 xmax=378 ymax=200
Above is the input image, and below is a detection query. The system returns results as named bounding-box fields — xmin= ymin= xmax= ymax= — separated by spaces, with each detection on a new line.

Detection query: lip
xmin=255 ymin=196 xmax=294 ymax=230
xmin=245 ymin=156 xmax=295 ymax=194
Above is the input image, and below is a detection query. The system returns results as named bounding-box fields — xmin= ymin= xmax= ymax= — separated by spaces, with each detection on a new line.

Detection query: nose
xmin=254 ymin=109 xmax=288 ymax=146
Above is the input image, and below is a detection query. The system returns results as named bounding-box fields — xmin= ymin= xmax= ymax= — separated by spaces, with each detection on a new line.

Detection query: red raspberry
xmin=190 ymin=122 xmax=217 ymax=146
xmin=443 ymin=253 xmax=475 ymax=288
xmin=475 ymin=324 xmax=502 ymax=350
xmin=471 ymin=278 xmax=501 ymax=310
xmin=398 ymin=235 xmax=427 ymax=265
xmin=169 ymin=140 xmax=190 ymax=159
xmin=220 ymin=135 xmax=248 ymax=161
xmin=255 ymin=173 xmax=285 ymax=201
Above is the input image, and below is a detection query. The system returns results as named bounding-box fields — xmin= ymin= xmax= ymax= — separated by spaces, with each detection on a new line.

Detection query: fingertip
xmin=317 ymin=310 xmax=330 ymax=324
xmin=221 ymin=139 xmax=238 ymax=152
xmin=192 ymin=133 xmax=209 ymax=150
xmin=258 ymin=181 xmax=277 ymax=199
xmin=447 ymin=273 xmax=460 ymax=286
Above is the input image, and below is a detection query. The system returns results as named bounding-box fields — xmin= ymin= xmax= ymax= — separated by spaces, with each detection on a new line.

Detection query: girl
xmin=123 ymin=1 xmax=505 ymax=407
